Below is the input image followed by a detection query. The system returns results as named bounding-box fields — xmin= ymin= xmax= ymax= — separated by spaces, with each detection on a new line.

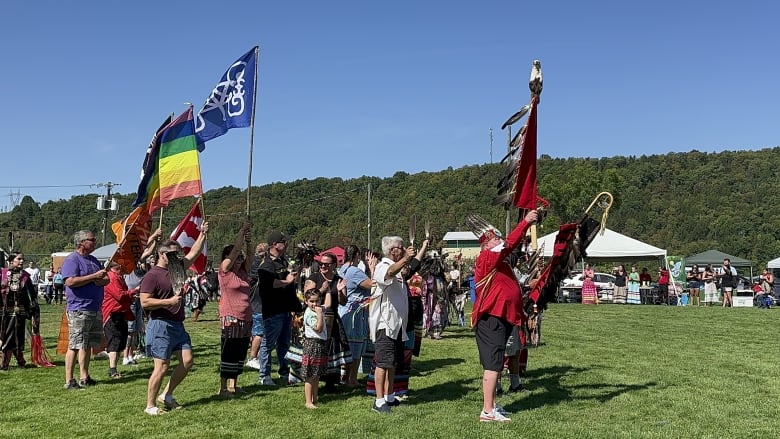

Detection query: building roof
xmin=442 ymin=231 xmax=478 ymax=241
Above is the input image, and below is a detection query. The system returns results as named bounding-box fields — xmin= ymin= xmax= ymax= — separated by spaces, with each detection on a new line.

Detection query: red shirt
xmin=218 ymin=268 xmax=252 ymax=323
xmin=658 ymin=269 xmax=670 ymax=285
xmin=101 ymin=270 xmax=136 ymax=324
xmin=472 ymin=219 xmax=531 ymax=327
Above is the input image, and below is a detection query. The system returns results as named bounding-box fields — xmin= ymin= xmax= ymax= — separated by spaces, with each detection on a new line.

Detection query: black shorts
xmin=475 ymin=315 xmax=512 ymax=372
xmin=374 ymin=330 xmax=404 ymax=369
xmin=103 ymin=313 xmax=128 ymax=353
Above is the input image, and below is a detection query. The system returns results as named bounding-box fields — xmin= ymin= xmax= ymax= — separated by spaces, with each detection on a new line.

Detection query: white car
xmin=562 ymin=272 xmax=616 ymax=289
xmin=558 ymin=272 xmax=616 ymax=302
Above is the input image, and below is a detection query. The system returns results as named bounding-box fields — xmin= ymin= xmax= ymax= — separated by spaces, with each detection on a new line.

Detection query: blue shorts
xmin=145 ymin=319 xmax=192 ymax=361
xmin=251 ymin=312 xmax=265 ymax=337
xmin=348 ymin=340 xmax=366 ymax=361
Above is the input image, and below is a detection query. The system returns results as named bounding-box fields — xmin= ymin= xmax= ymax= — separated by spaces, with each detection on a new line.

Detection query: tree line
xmin=2 ymin=147 xmax=779 ymax=268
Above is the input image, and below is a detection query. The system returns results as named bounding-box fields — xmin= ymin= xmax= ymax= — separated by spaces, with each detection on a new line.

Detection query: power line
xmin=0 ymin=184 xmax=97 ymax=189
xmin=200 ymin=186 xmax=365 ymax=217
xmin=257 ymin=187 xmax=363 ymax=211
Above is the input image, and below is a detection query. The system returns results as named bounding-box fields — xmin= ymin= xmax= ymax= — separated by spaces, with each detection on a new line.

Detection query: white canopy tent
xmin=536 ymin=228 xmax=667 ymax=262
xmin=91 ymin=243 xmax=117 ymax=262
xmin=767 ymin=257 xmax=780 ymax=269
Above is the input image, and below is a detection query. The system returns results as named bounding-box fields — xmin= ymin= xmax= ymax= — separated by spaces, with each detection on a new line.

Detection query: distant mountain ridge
xmin=2 ymin=147 xmax=779 ymax=267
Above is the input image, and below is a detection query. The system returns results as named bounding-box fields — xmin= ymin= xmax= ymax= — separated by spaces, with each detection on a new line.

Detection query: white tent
xmin=767 ymin=257 xmax=780 ymax=269
xmin=536 ymin=228 xmax=667 ymax=262
xmin=91 ymin=243 xmax=117 ymax=262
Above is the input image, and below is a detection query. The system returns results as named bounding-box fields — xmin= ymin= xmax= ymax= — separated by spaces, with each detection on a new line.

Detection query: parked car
xmin=562 ymin=272 xmax=616 ymax=289
xmin=558 ymin=272 xmax=616 ymax=303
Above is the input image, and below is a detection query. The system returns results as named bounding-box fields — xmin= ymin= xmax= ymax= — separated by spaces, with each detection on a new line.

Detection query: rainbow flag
xmin=158 ymin=107 xmax=202 ymax=207
xmin=133 ymin=108 xmax=202 ymax=214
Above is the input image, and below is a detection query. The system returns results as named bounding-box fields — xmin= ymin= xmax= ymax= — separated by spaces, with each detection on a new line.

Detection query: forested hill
xmin=3 ymin=147 xmax=780 ymax=267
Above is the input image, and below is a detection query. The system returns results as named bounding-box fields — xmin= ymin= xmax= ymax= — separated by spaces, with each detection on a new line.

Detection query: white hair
xmin=73 ymin=230 xmax=93 ymax=247
xmin=381 ymin=236 xmax=404 ymax=257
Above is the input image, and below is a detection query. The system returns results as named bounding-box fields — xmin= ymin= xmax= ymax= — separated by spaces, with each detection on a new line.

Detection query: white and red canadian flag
xmin=170 ymin=199 xmax=207 ymax=274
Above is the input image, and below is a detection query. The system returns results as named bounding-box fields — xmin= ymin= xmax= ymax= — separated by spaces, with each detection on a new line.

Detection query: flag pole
xmin=197 ymin=196 xmax=205 ymax=228
xmin=245 ymin=45 xmax=260 ymax=219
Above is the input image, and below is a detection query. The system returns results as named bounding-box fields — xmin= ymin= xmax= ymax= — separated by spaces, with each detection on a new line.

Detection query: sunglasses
xmin=320 ymin=262 xmax=334 ymax=267
xmin=163 ymin=250 xmax=181 ymax=259
xmin=82 ymin=238 xmax=97 ymax=243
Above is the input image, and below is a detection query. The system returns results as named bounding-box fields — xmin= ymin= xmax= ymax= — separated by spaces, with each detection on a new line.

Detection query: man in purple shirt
xmin=62 ymin=230 xmax=108 ymax=390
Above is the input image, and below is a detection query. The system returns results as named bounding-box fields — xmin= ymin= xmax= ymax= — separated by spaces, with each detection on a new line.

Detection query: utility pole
xmin=96 ymin=181 xmax=120 ymax=246
xmin=366 ymin=183 xmax=372 ymax=250
xmin=489 ymin=127 xmax=493 ymax=164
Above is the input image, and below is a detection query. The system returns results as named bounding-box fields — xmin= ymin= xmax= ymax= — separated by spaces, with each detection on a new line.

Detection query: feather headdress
xmin=466 ymin=214 xmax=503 ymax=244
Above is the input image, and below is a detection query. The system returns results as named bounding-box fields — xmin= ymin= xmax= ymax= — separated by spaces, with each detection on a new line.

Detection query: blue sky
xmin=1 ymin=1 xmax=777 ymax=212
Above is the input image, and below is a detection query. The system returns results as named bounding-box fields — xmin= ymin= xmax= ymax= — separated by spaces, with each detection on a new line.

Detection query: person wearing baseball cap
xmin=255 ymin=230 xmax=299 ymax=386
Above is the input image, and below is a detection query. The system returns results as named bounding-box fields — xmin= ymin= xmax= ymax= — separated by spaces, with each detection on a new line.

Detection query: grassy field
xmin=2 ymin=303 xmax=777 ymax=438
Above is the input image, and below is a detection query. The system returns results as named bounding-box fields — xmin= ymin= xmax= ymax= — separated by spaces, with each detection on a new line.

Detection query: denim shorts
xmin=67 ymin=310 xmax=103 ymax=350
xmin=145 ymin=319 xmax=192 ymax=360
xmin=251 ymin=312 xmax=265 ymax=337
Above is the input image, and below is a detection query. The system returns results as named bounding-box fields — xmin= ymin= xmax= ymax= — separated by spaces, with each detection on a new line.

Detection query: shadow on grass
xmin=402 ymin=377 xmax=476 ymax=405
xmin=411 ymin=357 xmax=465 ymax=375
xmin=436 ymin=331 xmax=474 ymax=341
xmin=182 ymin=382 xmax=285 ymax=408
xmin=505 ymin=365 xmax=658 ymax=412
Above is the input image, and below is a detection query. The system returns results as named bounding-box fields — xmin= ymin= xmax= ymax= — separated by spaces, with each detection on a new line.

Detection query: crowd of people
xmin=584 ymin=258 xmax=776 ymax=308
xmin=5 ymin=219 xmax=777 ymax=423
xmin=4 ymin=224 xmax=489 ymax=418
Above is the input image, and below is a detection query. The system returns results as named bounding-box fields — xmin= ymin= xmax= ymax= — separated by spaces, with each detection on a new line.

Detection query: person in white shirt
xmin=368 ymin=236 xmax=413 ymax=414
xmin=24 ymin=261 xmax=40 ymax=292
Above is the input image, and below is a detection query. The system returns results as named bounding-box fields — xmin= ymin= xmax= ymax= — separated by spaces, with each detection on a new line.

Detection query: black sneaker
xmin=78 ymin=376 xmax=97 ymax=387
xmin=64 ymin=379 xmax=83 ymax=390
xmin=386 ymin=398 xmax=401 ymax=407
xmin=371 ymin=402 xmax=391 ymax=414
xmin=508 ymin=383 xmax=526 ymax=393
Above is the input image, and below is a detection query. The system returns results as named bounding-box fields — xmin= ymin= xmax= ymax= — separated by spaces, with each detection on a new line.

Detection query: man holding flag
xmin=129 ymin=102 xmax=208 ymax=415
xmin=140 ymin=224 xmax=208 ymax=415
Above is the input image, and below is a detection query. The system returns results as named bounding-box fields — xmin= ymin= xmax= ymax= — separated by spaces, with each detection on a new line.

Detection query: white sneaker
xmin=480 ymin=409 xmax=511 ymax=422
xmin=144 ymin=406 xmax=166 ymax=416
xmin=133 ymin=352 xmax=146 ymax=360
xmin=494 ymin=404 xmax=511 ymax=416
xmin=258 ymin=376 xmax=276 ymax=386
xmin=245 ymin=358 xmax=261 ymax=370
xmin=95 ymin=351 xmax=109 ymax=359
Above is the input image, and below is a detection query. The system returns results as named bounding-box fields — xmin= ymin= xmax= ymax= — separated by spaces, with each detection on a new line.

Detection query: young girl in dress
xmin=302 ymin=288 xmax=327 ymax=409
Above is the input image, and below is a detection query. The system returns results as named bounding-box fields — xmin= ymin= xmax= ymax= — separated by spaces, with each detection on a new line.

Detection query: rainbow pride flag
xmin=133 ymin=108 xmax=202 ymax=214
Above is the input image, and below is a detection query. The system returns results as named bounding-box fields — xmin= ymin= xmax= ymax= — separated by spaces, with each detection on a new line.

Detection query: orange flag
xmin=111 ymin=206 xmax=153 ymax=273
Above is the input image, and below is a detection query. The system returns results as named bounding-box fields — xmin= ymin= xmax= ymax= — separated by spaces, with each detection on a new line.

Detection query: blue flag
xmin=195 ymin=46 xmax=258 ymax=149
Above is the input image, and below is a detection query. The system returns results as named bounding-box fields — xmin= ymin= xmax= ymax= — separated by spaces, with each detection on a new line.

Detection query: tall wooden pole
xmin=245 ymin=46 xmax=260 ymax=218
xmin=367 ymin=183 xmax=372 ymax=249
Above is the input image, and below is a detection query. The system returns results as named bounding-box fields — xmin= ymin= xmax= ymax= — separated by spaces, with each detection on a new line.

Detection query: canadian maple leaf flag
xmin=170 ymin=199 xmax=207 ymax=274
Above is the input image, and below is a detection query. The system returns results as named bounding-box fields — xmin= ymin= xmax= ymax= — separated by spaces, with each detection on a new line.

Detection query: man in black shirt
xmin=255 ymin=230 xmax=299 ymax=385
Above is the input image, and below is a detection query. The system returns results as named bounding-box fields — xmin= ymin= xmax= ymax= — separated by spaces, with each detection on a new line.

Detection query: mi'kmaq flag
xmin=195 ymin=46 xmax=258 ymax=149
xmin=170 ymin=199 xmax=207 ymax=274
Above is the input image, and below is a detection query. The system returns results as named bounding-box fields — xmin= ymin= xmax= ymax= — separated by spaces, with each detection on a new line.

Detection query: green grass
xmin=2 ymin=303 xmax=777 ymax=438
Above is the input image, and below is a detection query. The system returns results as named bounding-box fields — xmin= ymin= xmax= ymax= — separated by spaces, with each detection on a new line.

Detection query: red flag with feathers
xmin=170 ymin=199 xmax=207 ymax=274
xmin=512 ymin=95 xmax=539 ymax=209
